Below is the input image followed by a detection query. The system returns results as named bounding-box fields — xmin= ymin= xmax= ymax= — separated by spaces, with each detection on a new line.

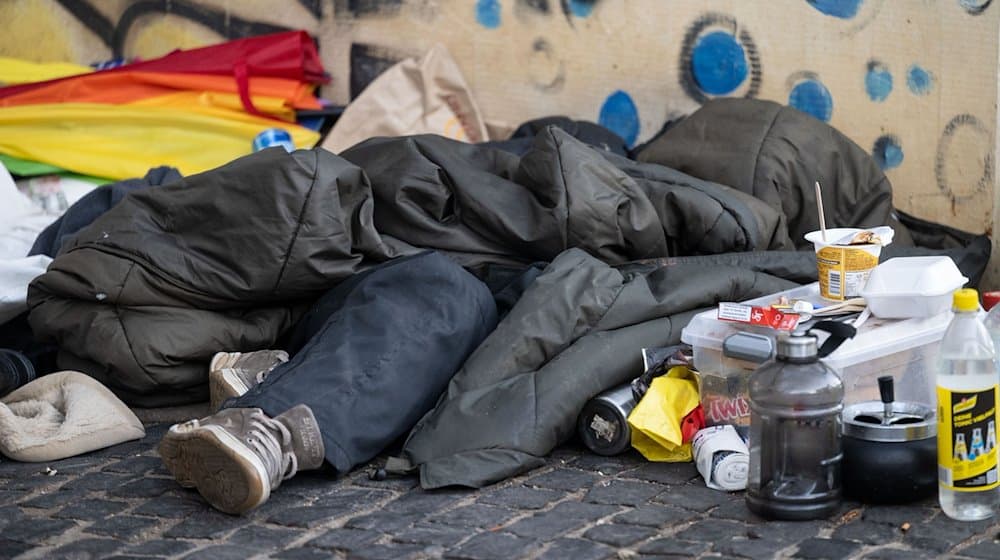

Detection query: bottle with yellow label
xmin=938 ymin=288 xmax=999 ymax=521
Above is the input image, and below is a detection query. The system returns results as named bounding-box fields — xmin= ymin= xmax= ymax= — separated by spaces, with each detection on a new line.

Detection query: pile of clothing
xmin=0 ymin=34 xmax=990 ymax=498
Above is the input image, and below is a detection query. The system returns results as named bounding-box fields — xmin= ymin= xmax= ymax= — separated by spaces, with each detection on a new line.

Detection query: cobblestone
xmin=21 ymin=488 xmax=91 ymax=510
xmin=445 ymin=532 xmax=539 ymax=559
xmin=180 ymin=544 xmax=259 ymax=560
xmin=477 ymin=485 xmax=562 ymax=510
xmin=793 ymin=537 xmax=863 ymax=559
xmin=637 ymin=537 xmax=710 ymax=556
xmin=344 ymin=511 xmax=424 ymax=532
xmin=125 ymin=538 xmax=197 ymax=557
xmin=85 ymin=515 xmax=163 ymax=541
xmin=582 ymin=522 xmax=658 ymax=546
xmin=132 ymin=495 xmax=206 ymax=518
xmin=583 ymin=479 xmax=664 ymax=506
xmin=957 ymin=538 xmax=1000 ymax=559
xmin=505 ymin=512 xmax=589 ymax=539
xmin=162 ymin=511 xmax=248 ymax=539
xmin=429 ymin=503 xmax=517 ymax=529
xmin=305 ymin=527 xmax=382 ymax=551
xmin=393 ymin=524 xmax=470 ymax=547
xmin=46 ymin=538 xmax=123 ymax=559
xmin=831 ymin=519 xmax=903 ymax=545
xmin=612 ymin=503 xmax=696 ymax=527
xmin=2 ymin=517 xmax=77 ymax=544
xmin=52 ymin=498 xmax=130 ymax=520
xmin=538 ymin=537 xmax=615 ymax=560
xmin=351 ymin=543 xmax=429 ymax=560
xmin=860 ymin=546 xmax=937 ymax=560
xmin=1 ymin=424 xmax=999 ymax=559
xmin=268 ymin=506 xmax=349 ymax=528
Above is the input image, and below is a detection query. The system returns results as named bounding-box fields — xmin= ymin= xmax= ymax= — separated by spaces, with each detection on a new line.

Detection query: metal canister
xmin=577 ymin=384 xmax=636 ymax=456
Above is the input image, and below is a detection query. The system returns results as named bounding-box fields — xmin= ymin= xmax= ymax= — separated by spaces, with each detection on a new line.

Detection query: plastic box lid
xmin=680 ymin=282 xmax=951 ymax=369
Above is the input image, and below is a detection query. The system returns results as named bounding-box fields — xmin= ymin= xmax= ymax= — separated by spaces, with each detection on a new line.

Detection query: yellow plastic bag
xmin=628 ymin=366 xmax=701 ymax=462
xmin=0 ymin=102 xmax=319 ymax=180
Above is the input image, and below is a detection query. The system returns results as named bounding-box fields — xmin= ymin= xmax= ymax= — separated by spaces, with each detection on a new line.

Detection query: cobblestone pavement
xmin=1 ymin=424 xmax=999 ymax=559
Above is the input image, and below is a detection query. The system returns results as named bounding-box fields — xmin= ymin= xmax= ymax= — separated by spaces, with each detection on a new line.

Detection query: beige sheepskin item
xmin=0 ymin=371 xmax=145 ymax=462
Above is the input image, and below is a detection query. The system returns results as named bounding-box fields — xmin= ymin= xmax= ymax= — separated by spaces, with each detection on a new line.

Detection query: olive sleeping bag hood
xmin=635 ymin=98 xmax=915 ymax=248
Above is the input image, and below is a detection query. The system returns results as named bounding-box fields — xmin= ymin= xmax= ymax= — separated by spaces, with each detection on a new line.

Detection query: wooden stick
xmin=815 ymin=181 xmax=827 ymax=242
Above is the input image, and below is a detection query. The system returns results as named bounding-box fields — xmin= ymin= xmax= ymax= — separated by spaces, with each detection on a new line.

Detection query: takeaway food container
xmin=680 ymin=283 xmax=950 ymax=431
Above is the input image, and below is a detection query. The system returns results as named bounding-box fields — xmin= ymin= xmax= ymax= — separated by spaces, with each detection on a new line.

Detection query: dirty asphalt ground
xmin=1 ymin=423 xmax=999 ymax=560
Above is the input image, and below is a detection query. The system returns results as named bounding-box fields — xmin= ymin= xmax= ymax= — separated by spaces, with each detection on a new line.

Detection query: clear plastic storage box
xmin=680 ymin=282 xmax=951 ymax=431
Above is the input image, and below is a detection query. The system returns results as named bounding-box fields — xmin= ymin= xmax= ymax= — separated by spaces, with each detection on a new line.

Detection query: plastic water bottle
xmin=937 ymin=288 xmax=999 ymax=521
xmin=746 ymin=332 xmax=844 ymax=520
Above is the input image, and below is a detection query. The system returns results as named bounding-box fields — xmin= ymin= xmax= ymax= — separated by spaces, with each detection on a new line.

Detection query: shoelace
xmin=245 ymin=411 xmax=298 ymax=489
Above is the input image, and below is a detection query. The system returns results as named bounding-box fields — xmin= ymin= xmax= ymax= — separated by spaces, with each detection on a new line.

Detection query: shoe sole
xmin=209 ymin=352 xmax=242 ymax=374
xmin=159 ymin=423 xmax=270 ymax=515
xmin=209 ymin=370 xmax=250 ymax=412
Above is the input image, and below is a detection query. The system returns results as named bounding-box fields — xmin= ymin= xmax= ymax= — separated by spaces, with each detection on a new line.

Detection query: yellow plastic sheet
xmin=628 ymin=366 xmax=701 ymax=462
xmin=0 ymin=103 xmax=319 ymax=180
xmin=0 ymin=57 xmax=91 ymax=85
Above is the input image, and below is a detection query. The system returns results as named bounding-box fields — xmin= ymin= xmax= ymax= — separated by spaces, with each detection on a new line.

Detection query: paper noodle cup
xmin=805 ymin=228 xmax=886 ymax=301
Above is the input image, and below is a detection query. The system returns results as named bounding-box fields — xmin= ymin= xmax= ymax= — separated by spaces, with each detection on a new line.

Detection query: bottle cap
xmin=952 ymin=288 xmax=979 ymax=312
xmin=776 ymin=334 xmax=818 ymax=360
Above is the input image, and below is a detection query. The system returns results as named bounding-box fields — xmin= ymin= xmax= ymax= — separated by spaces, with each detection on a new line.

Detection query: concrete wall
xmin=2 ymin=0 xmax=998 ymax=284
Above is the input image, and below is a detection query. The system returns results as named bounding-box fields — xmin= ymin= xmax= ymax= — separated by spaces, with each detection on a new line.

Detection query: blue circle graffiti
xmin=690 ymin=31 xmax=748 ymax=95
xmin=806 ymin=0 xmax=864 ymax=19
xmin=598 ymin=90 xmax=640 ymax=147
xmin=567 ymin=0 xmax=596 ymax=17
xmin=476 ymin=0 xmax=502 ymax=29
xmin=907 ymin=64 xmax=933 ymax=95
xmin=873 ymin=135 xmax=904 ymax=170
xmin=959 ymin=0 xmax=993 ymax=16
xmin=789 ymin=79 xmax=833 ymax=122
xmin=865 ymin=61 xmax=892 ymax=102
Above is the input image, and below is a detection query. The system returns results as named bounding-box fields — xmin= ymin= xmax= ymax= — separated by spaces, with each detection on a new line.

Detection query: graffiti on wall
xmin=0 ymin=0 xmax=997 ymax=238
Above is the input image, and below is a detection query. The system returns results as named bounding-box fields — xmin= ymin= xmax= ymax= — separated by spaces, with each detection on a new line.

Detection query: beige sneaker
xmin=208 ymin=350 xmax=289 ymax=411
xmin=159 ymin=405 xmax=325 ymax=515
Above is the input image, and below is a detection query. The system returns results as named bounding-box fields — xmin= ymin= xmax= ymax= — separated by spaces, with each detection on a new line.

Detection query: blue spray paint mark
xmin=907 ymin=64 xmax=933 ymax=95
xmin=598 ymin=90 xmax=640 ymax=147
xmin=873 ymin=135 xmax=904 ymax=169
xmin=690 ymin=31 xmax=748 ymax=95
xmin=476 ymin=0 xmax=501 ymax=28
xmin=806 ymin=0 xmax=864 ymax=19
xmin=959 ymin=0 xmax=993 ymax=16
xmin=864 ymin=61 xmax=892 ymax=102
xmin=567 ymin=0 xmax=596 ymax=17
xmin=788 ymin=79 xmax=833 ymax=122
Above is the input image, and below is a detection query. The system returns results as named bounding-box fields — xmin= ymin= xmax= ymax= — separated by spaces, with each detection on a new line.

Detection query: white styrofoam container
xmin=681 ymin=282 xmax=951 ymax=428
xmin=860 ymin=256 xmax=968 ymax=319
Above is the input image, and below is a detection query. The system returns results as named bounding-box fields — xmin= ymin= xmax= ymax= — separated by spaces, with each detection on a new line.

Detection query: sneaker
xmin=159 ymin=404 xmax=324 ymax=514
xmin=209 ymin=350 xmax=289 ymax=411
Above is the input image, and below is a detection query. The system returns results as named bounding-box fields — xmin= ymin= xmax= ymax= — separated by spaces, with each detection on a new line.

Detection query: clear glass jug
xmin=746 ymin=332 xmax=844 ymax=520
